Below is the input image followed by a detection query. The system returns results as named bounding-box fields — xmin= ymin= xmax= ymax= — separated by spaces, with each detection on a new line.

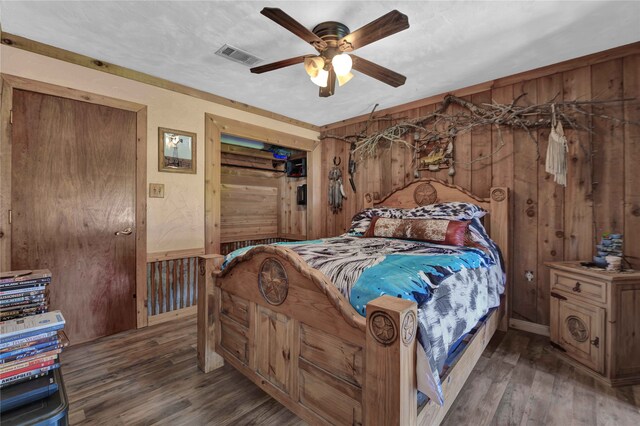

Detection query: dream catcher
xmin=328 ymin=157 xmax=346 ymax=214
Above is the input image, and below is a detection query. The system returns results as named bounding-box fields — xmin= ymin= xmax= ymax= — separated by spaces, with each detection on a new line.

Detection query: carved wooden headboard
xmin=364 ymin=178 xmax=510 ymax=328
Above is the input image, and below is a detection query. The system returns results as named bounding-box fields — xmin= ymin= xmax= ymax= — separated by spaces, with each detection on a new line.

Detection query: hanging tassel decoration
xmin=328 ymin=160 xmax=345 ymax=214
xmin=545 ymin=104 xmax=568 ymax=186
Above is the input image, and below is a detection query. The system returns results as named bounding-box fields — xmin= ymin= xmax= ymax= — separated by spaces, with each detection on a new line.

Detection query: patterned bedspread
xmin=223 ymin=219 xmax=505 ymax=405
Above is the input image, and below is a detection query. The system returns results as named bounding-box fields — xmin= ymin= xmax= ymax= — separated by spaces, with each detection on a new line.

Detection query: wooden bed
xmin=197 ymin=179 xmax=510 ymax=425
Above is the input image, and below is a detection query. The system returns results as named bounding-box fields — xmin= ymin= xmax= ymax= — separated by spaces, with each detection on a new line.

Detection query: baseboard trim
xmin=148 ymin=306 xmax=197 ymax=326
xmin=509 ymin=318 xmax=550 ymax=336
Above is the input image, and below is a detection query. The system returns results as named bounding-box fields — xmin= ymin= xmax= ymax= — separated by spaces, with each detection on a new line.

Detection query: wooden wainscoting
xmin=146 ymin=249 xmax=204 ymax=325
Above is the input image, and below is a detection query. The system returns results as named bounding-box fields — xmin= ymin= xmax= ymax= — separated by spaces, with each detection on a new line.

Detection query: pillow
xmin=347 ymin=202 xmax=487 ymax=236
xmin=348 ymin=207 xmax=405 ymax=236
xmin=407 ymin=202 xmax=487 ymax=221
xmin=364 ymin=216 xmax=470 ymax=246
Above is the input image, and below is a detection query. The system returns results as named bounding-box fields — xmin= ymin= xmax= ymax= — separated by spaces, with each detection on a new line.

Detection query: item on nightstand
xmin=594 ymin=234 xmax=623 ymax=269
xmin=605 ymin=256 xmax=622 ymax=272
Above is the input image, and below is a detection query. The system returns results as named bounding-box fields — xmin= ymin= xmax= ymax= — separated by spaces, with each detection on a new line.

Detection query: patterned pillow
xmin=347 ymin=207 xmax=405 ymax=236
xmin=347 ymin=202 xmax=487 ymax=236
xmin=364 ymin=217 xmax=470 ymax=246
xmin=407 ymin=202 xmax=487 ymax=221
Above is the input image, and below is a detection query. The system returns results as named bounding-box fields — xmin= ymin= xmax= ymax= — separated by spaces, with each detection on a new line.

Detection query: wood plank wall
xmin=221 ymin=166 xmax=280 ymax=243
xmin=319 ymin=49 xmax=640 ymax=327
xmin=279 ymin=176 xmax=307 ymax=240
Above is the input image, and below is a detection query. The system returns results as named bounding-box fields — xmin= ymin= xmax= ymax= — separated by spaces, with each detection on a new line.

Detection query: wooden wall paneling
xmin=511 ymin=80 xmax=539 ymax=322
xmin=315 ymin=46 xmax=640 ymax=328
xmin=369 ymin=120 xmax=382 ymax=203
xmin=379 ymin=126 xmax=394 ymax=200
xmin=390 ymin=112 xmax=407 ymax=191
xmin=563 ymin=66 xmax=594 ymax=261
xmin=591 ymin=60 xmax=625 ymax=240
xmin=204 ymin=114 xmax=222 ymax=254
xmin=417 ymin=104 xmax=436 ymax=182
xmin=403 ymin=108 xmax=418 ymax=187
xmin=623 ymin=55 xmax=640 ymax=269
xmin=306 ymin=143 xmax=322 ymax=240
xmin=491 ymin=85 xmax=515 ymax=319
xmin=320 ymin=43 xmax=640 ymax=131
xmin=452 ymin=96 xmax=472 ymax=190
xmin=135 ymin=105 xmax=148 ymax=329
xmin=536 ymin=73 xmax=565 ymax=325
xmin=278 ymin=176 xmax=307 ymax=239
xmin=344 ymin=123 xmax=358 ymax=230
xmin=470 ymin=91 xmax=493 ymax=196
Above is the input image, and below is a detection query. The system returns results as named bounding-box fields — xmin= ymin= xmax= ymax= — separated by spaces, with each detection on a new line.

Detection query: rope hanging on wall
xmin=545 ymin=104 xmax=568 ymax=186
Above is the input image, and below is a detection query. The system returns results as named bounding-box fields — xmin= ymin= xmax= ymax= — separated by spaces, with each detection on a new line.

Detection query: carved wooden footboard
xmin=198 ymin=245 xmax=418 ymax=425
xmin=197 ymin=179 xmax=510 ymax=425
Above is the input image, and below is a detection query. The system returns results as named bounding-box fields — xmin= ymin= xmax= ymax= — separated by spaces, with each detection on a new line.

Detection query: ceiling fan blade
xmin=338 ymin=10 xmax=409 ymax=52
xmin=261 ymin=8 xmax=327 ymax=50
xmin=250 ymin=55 xmax=308 ymax=74
xmin=319 ymin=68 xmax=336 ymax=97
xmin=351 ymin=55 xmax=406 ymax=87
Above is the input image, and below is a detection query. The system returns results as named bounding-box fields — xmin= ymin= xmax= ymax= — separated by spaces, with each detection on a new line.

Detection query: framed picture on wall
xmin=158 ymin=127 xmax=197 ymax=174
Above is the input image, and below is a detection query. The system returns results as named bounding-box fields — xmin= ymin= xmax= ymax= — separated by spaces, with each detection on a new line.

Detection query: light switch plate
xmin=149 ymin=183 xmax=165 ymax=198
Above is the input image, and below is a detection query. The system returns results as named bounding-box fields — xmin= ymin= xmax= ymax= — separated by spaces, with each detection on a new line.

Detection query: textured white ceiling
xmin=1 ymin=1 xmax=639 ymax=126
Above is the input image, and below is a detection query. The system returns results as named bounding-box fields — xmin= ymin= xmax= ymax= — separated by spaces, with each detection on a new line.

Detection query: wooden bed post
xmin=489 ymin=187 xmax=510 ymax=331
xmin=197 ymin=254 xmax=225 ymax=373
xmin=364 ymin=295 xmax=418 ymax=426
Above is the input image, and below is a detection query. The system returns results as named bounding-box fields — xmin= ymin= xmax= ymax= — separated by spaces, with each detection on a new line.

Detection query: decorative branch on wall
xmin=320 ymin=94 xmax=639 ymax=172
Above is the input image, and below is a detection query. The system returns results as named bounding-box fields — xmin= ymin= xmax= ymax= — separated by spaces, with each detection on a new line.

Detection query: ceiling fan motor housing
xmin=312 ymin=21 xmax=350 ymax=65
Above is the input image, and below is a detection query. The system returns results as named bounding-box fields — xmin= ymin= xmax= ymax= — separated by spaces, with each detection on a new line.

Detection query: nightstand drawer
xmin=552 ymin=272 xmax=606 ymax=304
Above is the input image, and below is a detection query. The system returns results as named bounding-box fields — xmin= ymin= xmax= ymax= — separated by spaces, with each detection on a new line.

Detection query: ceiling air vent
xmin=215 ymin=44 xmax=262 ymax=67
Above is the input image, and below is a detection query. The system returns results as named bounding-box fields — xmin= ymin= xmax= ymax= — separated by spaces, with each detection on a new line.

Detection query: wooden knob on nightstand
xmin=590 ymin=337 xmax=600 ymax=348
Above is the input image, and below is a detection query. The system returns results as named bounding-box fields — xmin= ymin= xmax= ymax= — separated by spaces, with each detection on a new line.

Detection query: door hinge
xmin=8 ymin=210 xmax=11 ymax=225
xmin=9 ymin=110 xmax=13 ymax=125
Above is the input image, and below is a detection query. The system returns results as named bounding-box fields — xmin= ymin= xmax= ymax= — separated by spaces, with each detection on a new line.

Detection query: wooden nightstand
xmin=547 ymin=261 xmax=640 ymax=386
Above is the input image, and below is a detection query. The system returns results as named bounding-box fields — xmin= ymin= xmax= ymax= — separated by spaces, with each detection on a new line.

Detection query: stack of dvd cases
xmin=0 ymin=270 xmax=69 ymax=416
xmin=0 ymin=270 xmax=51 ymax=320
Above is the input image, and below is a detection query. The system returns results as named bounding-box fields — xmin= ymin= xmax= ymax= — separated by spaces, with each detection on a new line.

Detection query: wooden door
xmin=11 ymin=89 xmax=138 ymax=344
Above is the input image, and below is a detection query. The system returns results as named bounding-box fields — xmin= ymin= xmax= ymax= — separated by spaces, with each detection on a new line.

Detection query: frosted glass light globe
xmin=310 ymin=68 xmax=329 ymax=87
xmin=332 ymin=54 xmax=352 ymax=76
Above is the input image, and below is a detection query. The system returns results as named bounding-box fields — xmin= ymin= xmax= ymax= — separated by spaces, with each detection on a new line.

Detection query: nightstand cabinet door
xmin=551 ymin=296 xmax=605 ymax=374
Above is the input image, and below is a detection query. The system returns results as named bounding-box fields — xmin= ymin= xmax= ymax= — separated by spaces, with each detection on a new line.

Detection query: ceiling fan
xmin=250 ymin=8 xmax=409 ymax=97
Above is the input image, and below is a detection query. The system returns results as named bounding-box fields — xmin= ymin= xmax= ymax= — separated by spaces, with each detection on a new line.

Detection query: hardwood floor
xmin=61 ymin=315 xmax=640 ymax=425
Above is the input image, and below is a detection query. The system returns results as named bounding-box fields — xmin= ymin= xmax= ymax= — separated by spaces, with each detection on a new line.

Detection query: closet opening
xmin=220 ymin=134 xmax=307 ymax=255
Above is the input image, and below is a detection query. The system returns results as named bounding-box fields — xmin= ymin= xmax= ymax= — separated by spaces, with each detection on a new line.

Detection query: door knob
xmin=115 ymin=227 xmax=133 ymax=236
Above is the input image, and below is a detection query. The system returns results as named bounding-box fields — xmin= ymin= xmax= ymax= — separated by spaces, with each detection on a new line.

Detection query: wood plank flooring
xmin=61 ymin=315 xmax=640 ymax=425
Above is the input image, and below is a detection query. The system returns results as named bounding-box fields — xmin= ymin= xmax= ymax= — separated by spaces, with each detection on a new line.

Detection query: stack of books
xmin=0 ymin=270 xmax=69 ymax=416
xmin=0 ymin=311 xmax=67 ymax=390
xmin=0 ymin=270 xmax=51 ymax=321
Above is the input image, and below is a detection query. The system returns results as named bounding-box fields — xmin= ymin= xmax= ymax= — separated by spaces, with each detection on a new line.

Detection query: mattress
xmin=223 ymin=218 xmax=505 ymax=405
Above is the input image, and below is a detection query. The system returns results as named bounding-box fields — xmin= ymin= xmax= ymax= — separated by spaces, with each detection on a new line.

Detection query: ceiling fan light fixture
xmin=310 ymin=68 xmax=329 ymax=87
xmin=337 ymin=72 xmax=354 ymax=87
xmin=332 ymin=53 xmax=352 ymax=76
xmin=304 ymin=56 xmax=324 ymax=78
